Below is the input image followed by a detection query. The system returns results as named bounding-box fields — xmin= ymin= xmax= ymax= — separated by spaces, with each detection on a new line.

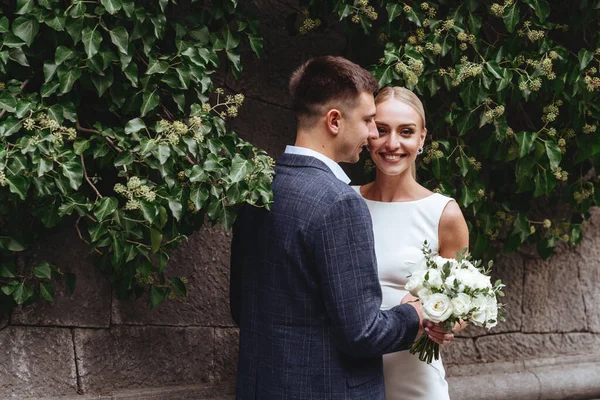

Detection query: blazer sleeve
xmin=313 ymin=191 xmax=420 ymax=357
xmin=229 ymin=205 xmax=245 ymax=327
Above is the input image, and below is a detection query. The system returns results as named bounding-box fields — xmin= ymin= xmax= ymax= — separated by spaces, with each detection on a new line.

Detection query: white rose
xmin=405 ymin=270 xmax=426 ymax=296
xmin=450 ymin=268 xmax=475 ymax=291
xmin=433 ymin=256 xmax=460 ymax=271
xmin=425 ymin=268 xmax=444 ymax=289
xmin=444 ymin=273 xmax=464 ymax=292
xmin=422 ymin=293 xmax=453 ymax=323
xmin=484 ymin=298 xmax=499 ymax=328
xmin=451 ymin=293 xmax=472 ymax=318
xmin=417 ymin=287 xmax=433 ymax=302
xmin=470 ymin=295 xmax=490 ymax=326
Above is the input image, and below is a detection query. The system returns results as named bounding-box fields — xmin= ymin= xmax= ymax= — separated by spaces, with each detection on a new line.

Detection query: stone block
xmin=440 ymin=337 xmax=480 ymax=366
xmin=11 ymin=229 xmax=111 ymax=328
xmin=0 ymin=326 xmax=77 ymax=398
xmin=229 ymin=96 xmax=297 ymax=157
xmin=475 ymin=332 xmax=600 ymax=363
xmin=112 ymin=222 xmax=235 ymax=327
xmin=576 ymin=207 xmax=600 ymax=333
xmin=0 ymin=312 xmax=8 ymax=330
xmin=74 ymin=326 xmax=214 ymax=394
xmin=457 ymin=253 xmax=524 ymax=338
xmin=522 ymin=248 xmax=587 ymax=333
xmin=223 ymin=0 xmax=348 ymax=109
xmin=214 ymin=328 xmax=239 ymax=384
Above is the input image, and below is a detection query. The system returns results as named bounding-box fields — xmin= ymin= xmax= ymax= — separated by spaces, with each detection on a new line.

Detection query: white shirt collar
xmin=284 ymin=145 xmax=351 ymax=184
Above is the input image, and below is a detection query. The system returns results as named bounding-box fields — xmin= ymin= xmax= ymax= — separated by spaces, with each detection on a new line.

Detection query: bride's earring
xmin=417 ymin=147 xmax=424 ymax=155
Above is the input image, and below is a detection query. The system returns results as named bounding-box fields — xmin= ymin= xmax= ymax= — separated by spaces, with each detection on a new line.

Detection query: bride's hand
xmin=423 ymin=320 xmax=454 ymax=346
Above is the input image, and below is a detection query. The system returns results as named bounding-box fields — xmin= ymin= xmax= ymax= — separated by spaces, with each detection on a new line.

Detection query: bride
xmin=353 ymin=86 xmax=469 ymax=399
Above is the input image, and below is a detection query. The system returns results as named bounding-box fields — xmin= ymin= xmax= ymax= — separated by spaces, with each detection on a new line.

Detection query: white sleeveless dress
xmin=352 ymin=186 xmax=453 ymax=400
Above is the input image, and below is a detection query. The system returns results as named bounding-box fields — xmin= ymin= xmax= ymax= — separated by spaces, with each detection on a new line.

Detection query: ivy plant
xmin=0 ymin=0 xmax=273 ymax=310
xmin=294 ymin=0 xmax=600 ymax=260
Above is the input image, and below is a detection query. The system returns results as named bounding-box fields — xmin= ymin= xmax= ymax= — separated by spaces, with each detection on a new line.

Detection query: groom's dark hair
xmin=289 ymin=56 xmax=378 ymax=129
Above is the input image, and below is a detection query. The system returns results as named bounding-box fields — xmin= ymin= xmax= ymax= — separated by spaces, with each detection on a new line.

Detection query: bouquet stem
xmin=409 ymin=334 xmax=440 ymax=364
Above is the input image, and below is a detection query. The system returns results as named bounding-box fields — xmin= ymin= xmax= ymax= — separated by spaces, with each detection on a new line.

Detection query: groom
xmin=231 ymin=56 xmax=428 ymax=399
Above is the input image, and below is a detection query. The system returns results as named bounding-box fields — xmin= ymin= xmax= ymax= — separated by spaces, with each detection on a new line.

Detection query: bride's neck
xmin=364 ymin=171 xmax=421 ymax=202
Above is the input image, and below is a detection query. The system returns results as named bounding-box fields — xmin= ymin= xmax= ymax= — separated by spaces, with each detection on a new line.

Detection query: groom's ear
xmin=326 ymin=109 xmax=342 ymax=135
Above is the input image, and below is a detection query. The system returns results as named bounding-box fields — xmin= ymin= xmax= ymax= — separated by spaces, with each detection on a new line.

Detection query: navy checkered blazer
xmin=230 ymin=153 xmax=420 ymax=400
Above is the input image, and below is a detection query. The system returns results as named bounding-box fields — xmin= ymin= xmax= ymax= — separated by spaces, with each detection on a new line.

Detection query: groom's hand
xmin=400 ymin=293 xmax=424 ymax=338
xmin=423 ymin=320 xmax=454 ymax=346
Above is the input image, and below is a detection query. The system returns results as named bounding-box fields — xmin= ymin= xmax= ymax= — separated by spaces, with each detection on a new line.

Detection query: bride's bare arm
xmin=438 ymin=200 xmax=470 ymax=333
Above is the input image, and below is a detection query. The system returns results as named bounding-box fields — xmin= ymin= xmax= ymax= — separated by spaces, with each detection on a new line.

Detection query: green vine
xmin=293 ymin=0 xmax=600 ymax=260
xmin=0 ymin=0 xmax=272 ymax=310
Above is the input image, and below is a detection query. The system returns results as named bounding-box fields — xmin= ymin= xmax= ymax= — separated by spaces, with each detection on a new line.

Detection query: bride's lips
xmin=379 ymin=152 xmax=408 ymax=162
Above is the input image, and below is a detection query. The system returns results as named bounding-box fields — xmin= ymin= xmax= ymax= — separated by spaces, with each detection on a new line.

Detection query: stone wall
xmin=2 ymin=1 xmax=600 ymax=399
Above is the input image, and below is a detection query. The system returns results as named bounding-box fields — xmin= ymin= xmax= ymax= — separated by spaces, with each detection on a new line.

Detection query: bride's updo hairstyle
xmin=373 ymin=87 xmax=427 ymax=179
xmin=374 ymin=86 xmax=426 ymax=129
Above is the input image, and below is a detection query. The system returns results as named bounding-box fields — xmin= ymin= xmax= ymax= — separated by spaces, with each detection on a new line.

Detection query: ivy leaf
xmin=0 ymin=17 xmax=9 ymax=33
xmin=40 ymin=282 xmax=54 ymax=302
xmin=13 ymin=282 xmax=34 ymax=305
xmin=0 ymin=264 xmax=16 ymax=278
xmin=485 ymin=61 xmax=503 ymax=79
xmin=534 ymin=169 xmax=555 ymax=197
xmin=503 ymin=3 xmax=520 ymax=33
xmin=459 ymin=186 xmax=476 ymax=207
xmin=33 ymin=262 xmax=52 ymax=280
xmin=125 ymin=118 xmax=146 ymax=134
xmin=15 ymin=0 xmax=34 ymax=15
xmin=8 ymin=48 xmax=29 ymax=66
xmin=190 ymin=185 xmax=209 ymax=209
xmin=0 ymin=92 xmax=17 ymax=113
xmin=123 ymin=61 xmax=139 ymax=87
xmin=169 ymin=277 xmax=187 ymax=297
xmin=55 ymin=46 xmax=76 ymax=65
xmin=386 ymin=3 xmax=403 ymax=22
xmin=377 ymin=65 xmax=394 ymax=87
xmin=157 ymin=143 xmax=171 ymax=164
xmin=90 ymin=69 xmax=114 ymax=97
xmin=114 ymin=151 xmax=134 ymax=166
xmin=456 ymin=155 xmax=470 ymax=177
xmin=73 ymin=139 xmax=90 ymax=155
xmin=146 ymin=58 xmax=169 ymax=74
xmin=140 ymin=90 xmax=159 ymax=116
xmin=37 ymin=157 xmax=53 ymax=176
xmin=467 ymin=12 xmax=483 ymax=35
xmin=149 ymin=286 xmax=167 ymax=308
xmin=7 ymin=175 xmax=30 ymax=200
xmin=167 ymin=197 xmax=183 ymax=221
xmin=150 ymin=228 xmax=162 ymax=253
xmin=140 ymin=201 xmax=157 ymax=224
xmin=57 ymin=65 xmax=82 ymax=94
xmin=93 ymin=197 xmax=117 ymax=222
xmin=247 ymin=34 xmax=263 ymax=58
xmin=109 ymin=26 xmax=129 ymax=54
xmin=12 ymin=16 xmax=39 ymax=47
xmin=579 ymin=49 xmax=594 ymax=71
xmin=61 ymin=159 xmax=84 ymax=190
xmin=532 ymin=0 xmax=550 ymax=22
xmin=516 ymin=131 xmax=538 ymax=157
xmin=43 ymin=61 xmax=59 ymax=83
xmin=82 ymin=27 xmax=102 ymax=59
xmin=100 ymin=0 xmax=123 ymax=15
xmin=229 ymin=154 xmax=252 ymax=183
xmin=544 ymin=140 xmax=562 ymax=170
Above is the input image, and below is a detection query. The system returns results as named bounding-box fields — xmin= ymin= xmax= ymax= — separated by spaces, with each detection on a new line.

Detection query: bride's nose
xmin=385 ymin=133 xmax=400 ymax=150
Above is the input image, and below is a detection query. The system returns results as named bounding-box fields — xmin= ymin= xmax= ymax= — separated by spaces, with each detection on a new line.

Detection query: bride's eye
xmin=377 ymin=126 xmax=387 ymax=134
xmin=401 ymin=129 xmax=414 ymax=135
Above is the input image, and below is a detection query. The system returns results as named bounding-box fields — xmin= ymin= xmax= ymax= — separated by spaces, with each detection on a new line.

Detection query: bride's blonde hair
xmin=374 ymin=87 xmax=427 ymax=178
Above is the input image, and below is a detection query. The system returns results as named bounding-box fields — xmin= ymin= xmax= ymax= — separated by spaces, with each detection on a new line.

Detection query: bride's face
xmin=368 ymin=98 xmax=426 ymax=177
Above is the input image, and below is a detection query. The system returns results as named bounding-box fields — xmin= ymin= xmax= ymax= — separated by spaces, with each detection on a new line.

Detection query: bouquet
xmin=406 ymin=241 xmax=506 ymax=363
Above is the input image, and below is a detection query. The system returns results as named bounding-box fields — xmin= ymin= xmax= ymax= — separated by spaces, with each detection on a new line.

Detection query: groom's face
xmin=337 ymin=91 xmax=378 ymax=164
